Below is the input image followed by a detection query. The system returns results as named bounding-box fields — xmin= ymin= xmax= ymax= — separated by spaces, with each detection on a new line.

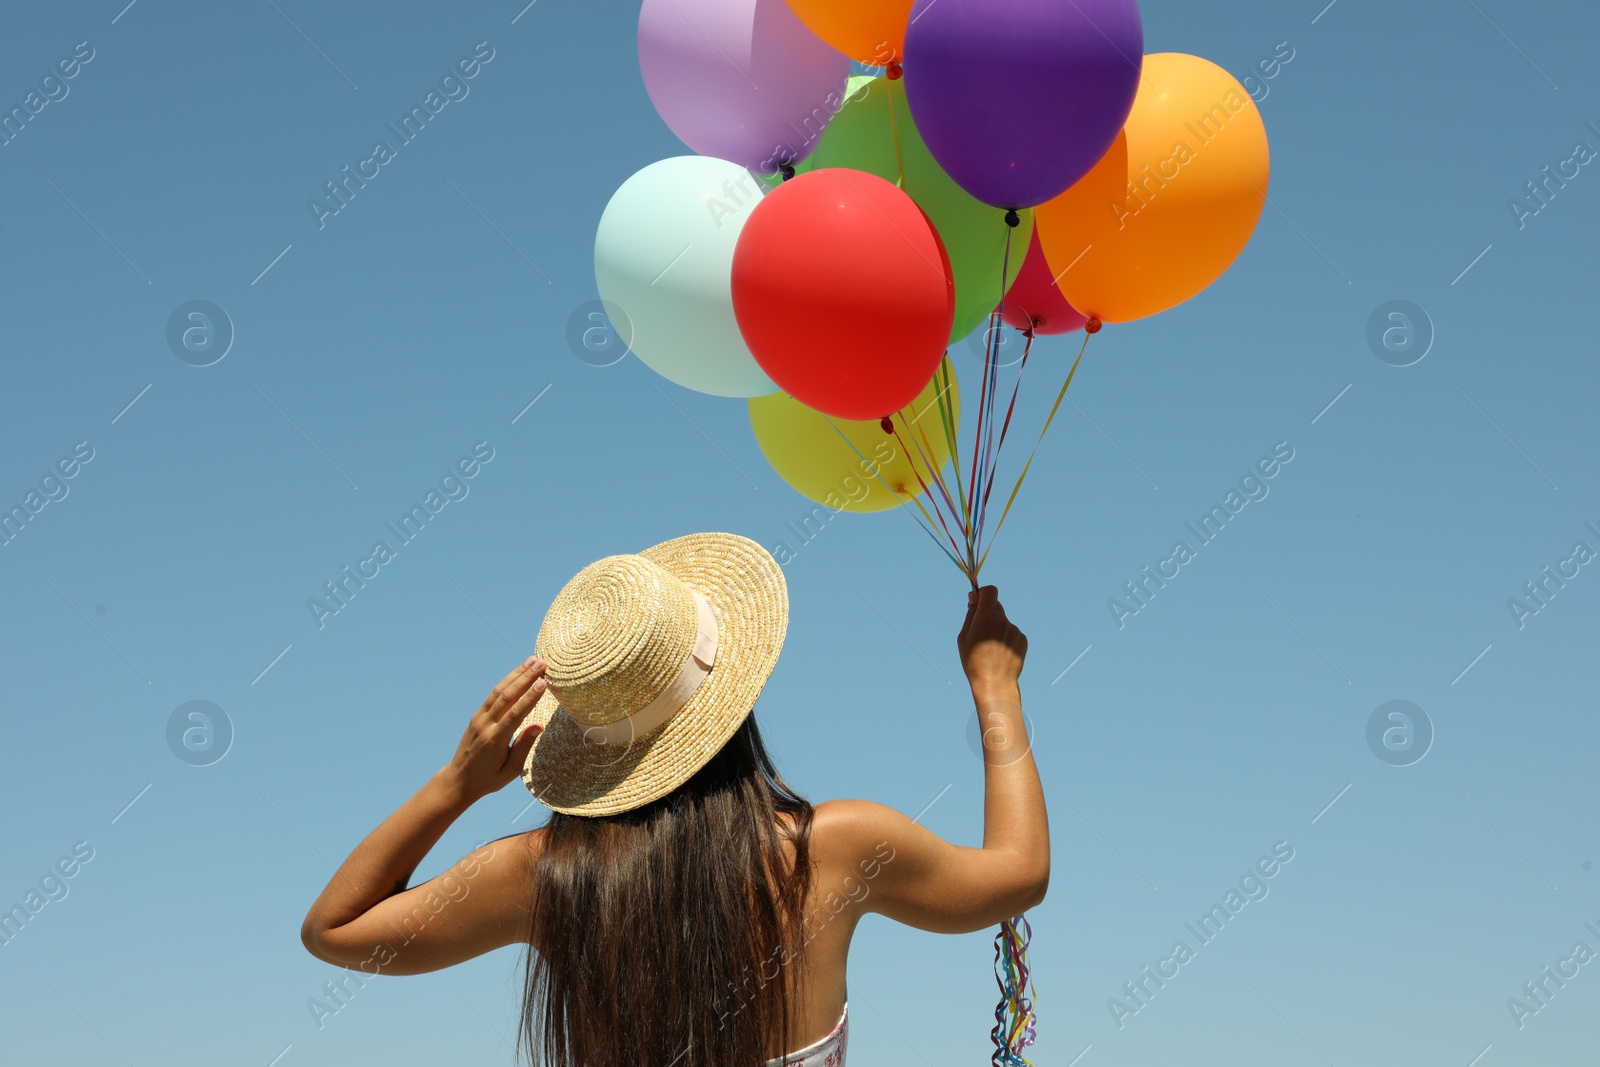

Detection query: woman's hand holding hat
xmin=439 ymin=657 xmax=549 ymax=805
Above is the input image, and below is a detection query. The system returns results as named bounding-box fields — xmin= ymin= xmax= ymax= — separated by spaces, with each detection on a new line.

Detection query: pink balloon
xmin=639 ymin=0 xmax=850 ymax=175
xmin=998 ymin=229 xmax=1088 ymax=335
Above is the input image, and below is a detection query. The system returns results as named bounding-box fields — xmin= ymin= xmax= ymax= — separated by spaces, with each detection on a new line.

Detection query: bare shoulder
xmin=480 ymin=825 xmax=543 ymax=858
xmin=807 ymin=800 xmax=904 ymax=874
xmin=475 ymin=828 xmax=542 ymax=894
xmin=488 ymin=827 xmax=543 ymax=947
xmin=783 ymin=802 xmax=899 ymax=942
xmin=809 ymin=798 xmax=895 ymax=846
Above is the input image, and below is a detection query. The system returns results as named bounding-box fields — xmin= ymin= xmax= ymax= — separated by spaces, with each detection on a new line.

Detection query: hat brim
xmin=518 ymin=532 xmax=788 ymax=817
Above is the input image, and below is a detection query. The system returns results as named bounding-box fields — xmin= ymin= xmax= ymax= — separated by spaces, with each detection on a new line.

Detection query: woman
xmin=301 ymin=532 xmax=1048 ymax=1066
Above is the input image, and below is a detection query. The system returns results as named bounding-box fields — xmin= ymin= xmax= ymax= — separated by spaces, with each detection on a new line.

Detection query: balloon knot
xmin=886 ymin=62 xmax=903 ymax=81
xmin=880 ymin=416 xmax=894 ymax=434
xmin=778 ymin=162 xmax=796 ymax=181
xmin=1085 ymin=316 xmax=1103 ymax=334
xmin=1003 ymin=209 xmax=1020 ymax=228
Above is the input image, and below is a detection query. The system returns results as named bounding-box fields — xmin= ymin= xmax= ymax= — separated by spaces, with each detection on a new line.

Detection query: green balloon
xmin=769 ymin=75 xmax=1034 ymax=345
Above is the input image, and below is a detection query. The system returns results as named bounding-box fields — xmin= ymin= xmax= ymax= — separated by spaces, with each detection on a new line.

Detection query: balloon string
xmin=823 ymin=415 xmax=964 ymax=576
xmin=895 ymin=218 xmax=1077 ymax=586
xmin=891 ymin=451 xmax=969 ymax=577
xmin=974 ymin=312 xmax=1000 ymax=555
xmin=965 ymin=308 xmax=995 ymax=567
xmin=893 ymin=413 xmax=963 ymax=541
xmin=893 ymin=377 xmax=979 ymax=584
xmin=905 ymin=498 xmax=970 ymax=576
xmin=976 ymin=331 xmax=1090 ymax=575
xmin=975 ymin=329 xmax=1034 ymax=541
xmin=913 ymin=423 xmax=966 ymax=544
xmin=933 ymin=357 xmax=971 ymax=526
xmin=990 ymin=914 xmax=1038 ymax=1067
xmin=972 ymin=222 xmax=1018 ymax=562
xmin=888 ymin=420 xmax=971 ymax=577
xmin=900 ymin=361 xmax=968 ymax=530
xmin=885 ymin=75 xmax=907 ymax=190
xmin=885 ymin=391 xmax=969 ymax=562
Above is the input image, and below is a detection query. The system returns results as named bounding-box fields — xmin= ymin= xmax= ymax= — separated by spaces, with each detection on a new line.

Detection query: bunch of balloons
xmin=594 ymin=0 xmax=1270 ymax=589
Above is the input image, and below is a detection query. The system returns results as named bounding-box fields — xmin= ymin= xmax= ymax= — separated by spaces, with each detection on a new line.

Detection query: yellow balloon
xmin=1035 ymin=52 xmax=1270 ymax=324
xmin=749 ymin=357 xmax=961 ymax=513
xmin=783 ymin=0 xmax=914 ymax=65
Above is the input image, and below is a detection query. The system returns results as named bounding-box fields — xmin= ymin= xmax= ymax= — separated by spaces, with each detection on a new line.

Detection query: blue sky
xmin=1 ymin=1 xmax=1597 ymax=1065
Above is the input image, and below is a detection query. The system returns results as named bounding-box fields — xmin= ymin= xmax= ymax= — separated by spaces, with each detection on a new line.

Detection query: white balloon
xmin=594 ymin=156 xmax=778 ymax=397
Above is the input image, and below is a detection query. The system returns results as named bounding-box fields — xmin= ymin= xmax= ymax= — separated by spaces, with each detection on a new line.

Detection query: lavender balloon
xmin=903 ymin=0 xmax=1143 ymax=208
xmin=639 ymin=0 xmax=850 ymax=175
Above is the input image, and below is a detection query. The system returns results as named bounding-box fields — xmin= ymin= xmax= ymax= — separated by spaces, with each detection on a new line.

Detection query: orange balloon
xmin=784 ymin=0 xmax=914 ymax=65
xmin=1034 ymin=52 xmax=1269 ymax=324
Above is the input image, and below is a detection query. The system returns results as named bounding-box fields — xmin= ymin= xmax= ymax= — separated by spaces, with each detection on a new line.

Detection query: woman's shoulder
xmin=804 ymin=799 xmax=897 ymax=842
xmin=482 ymin=829 xmax=543 ymax=895
xmin=789 ymin=799 xmax=900 ymax=870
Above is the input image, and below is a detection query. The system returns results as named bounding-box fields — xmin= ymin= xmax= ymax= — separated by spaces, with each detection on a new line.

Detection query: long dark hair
xmin=517 ymin=713 xmax=815 ymax=1067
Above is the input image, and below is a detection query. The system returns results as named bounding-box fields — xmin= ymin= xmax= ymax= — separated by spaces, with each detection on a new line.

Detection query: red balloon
xmin=998 ymin=229 xmax=1088 ymax=335
xmin=731 ymin=168 xmax=955 ymax=420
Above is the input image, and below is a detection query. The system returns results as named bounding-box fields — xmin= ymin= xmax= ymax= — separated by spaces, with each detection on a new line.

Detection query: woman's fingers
xmin=962 ymin=587 xmax=1008 ymax=640
xmin=510 ymin=715 xmax=543 ymax=748
xmin=499 ymin=661 xmax=545 ymax=719
xmin=498 ymin=678 xmax=548 ymax=738
xmin=485 ymin=658 xmax=545 ymax=719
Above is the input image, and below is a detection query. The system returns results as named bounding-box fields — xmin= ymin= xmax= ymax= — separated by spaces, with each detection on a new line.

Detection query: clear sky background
xmin=2 ymin=1 xmax=1597 ymax=1065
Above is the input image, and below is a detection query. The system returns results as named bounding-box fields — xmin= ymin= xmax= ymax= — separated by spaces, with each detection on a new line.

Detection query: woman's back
xmin=302 ymin=564 xmax=1047 ymax=1067
xmin=512 ymin=793 xmax=1049 ymax=1061
xmin=765 ymin=770 xmax=1050 ymax=1062
xmin=761 ymin=805 xmax=854 ymax=1062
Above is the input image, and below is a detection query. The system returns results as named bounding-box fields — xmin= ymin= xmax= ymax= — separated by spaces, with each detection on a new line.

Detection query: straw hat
xmin=515 ymin=532 xmax=788 ymax=816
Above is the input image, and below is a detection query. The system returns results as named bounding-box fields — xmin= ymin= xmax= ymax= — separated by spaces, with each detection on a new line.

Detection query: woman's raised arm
xmin=818 ymin=586 xmax=1049 ymax=934
xmin=299 ymin=657 xmax=548 ymax=972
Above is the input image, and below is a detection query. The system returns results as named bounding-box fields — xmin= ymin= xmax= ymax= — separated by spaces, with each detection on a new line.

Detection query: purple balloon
xmin=639 ymin=0 xmax=850 ymax=175
xmin=903 ymin=0 xmax=1143 ymax=209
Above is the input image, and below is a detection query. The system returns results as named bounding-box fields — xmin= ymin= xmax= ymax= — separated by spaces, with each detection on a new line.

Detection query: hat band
xmin=580 ymin=589 xmax=718 ymax=746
